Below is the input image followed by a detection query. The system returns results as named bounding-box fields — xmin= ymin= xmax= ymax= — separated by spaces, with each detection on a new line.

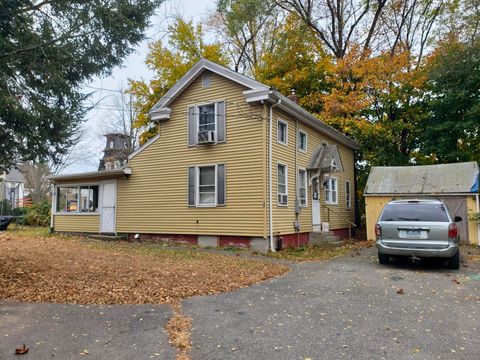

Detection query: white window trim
xmin=277 ymin=162 xmax=288 ymax=206
xmin=54 ymin=183 xmax=101 ymax=215
xmin=277 ymin=119 xmax=288 ymax=146
xmin=298 ymin=167 xmax=308 ymax=207
xmin=325 ymin=176 xmax=338 ymax=206
xmin=298 ymin=130 xmax=307 ymax=153
xmin=346 ymin=180 xmax=351 ymax=208
xmin=195 ymin=164 xmax=218 ymax=208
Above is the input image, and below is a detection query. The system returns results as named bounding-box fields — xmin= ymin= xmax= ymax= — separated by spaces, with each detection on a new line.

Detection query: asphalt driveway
xmin=0 ymin=303 xmax=174 ymax=359
xmin=183 ymin=247 xmax=480 ymax=360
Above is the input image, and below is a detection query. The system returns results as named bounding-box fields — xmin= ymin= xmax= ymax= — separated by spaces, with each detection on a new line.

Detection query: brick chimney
xmin=287 ymin=88 xmax=298 ymax=104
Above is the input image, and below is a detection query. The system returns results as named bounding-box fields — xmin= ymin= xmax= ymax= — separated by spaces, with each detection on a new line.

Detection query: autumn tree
xmin=276 ymin=0 xmax=388 ymax=58
xmin=128 ymin=17 xmax=228 ymax=142
xmin=254 ymin=13 xmax=331 ymax=113
xmin=210 ymin=0 xmax=281 ymax=75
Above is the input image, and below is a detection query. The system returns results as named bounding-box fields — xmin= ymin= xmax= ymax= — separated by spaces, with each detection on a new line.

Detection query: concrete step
xmin=309 ymin=232 xmax=344 ymax=247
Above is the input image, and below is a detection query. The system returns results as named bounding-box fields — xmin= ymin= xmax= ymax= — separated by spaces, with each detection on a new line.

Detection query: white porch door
xmin=311 ymin=176 xmax=321 ymax=232
xmin=100 ymin=181 xmax=116 ymax=233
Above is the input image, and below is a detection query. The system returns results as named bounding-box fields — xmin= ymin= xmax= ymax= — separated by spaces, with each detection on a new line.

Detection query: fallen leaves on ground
xmin=0 ymin=231 xmax=288 ymax=305
xmin=167 ymin=303 xmax=192 ymax=360
xmin=267 ymin=241 xmax=373 ymax=262
xmin=15 ymin=344 xmax=29 ymax=355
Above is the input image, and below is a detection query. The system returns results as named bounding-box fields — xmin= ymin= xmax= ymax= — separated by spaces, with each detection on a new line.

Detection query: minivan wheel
xmin=378 ymin=252 xmax=389 ymax=265
xmin=448 ymin=250 xmax=460 ymax=270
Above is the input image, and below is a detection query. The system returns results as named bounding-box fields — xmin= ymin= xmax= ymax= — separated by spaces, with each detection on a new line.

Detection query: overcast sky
xmin=64 ymin=0 xmax=215 ymax=174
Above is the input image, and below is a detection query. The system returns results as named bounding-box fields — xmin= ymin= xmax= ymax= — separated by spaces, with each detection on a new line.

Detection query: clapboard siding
xmin=271 ymin=108 xmax=355 ymax=234
xmin=116 ymin=72 xmax=266 ymax=236
xmin=53 ymin=214 xmax=100 ymax=233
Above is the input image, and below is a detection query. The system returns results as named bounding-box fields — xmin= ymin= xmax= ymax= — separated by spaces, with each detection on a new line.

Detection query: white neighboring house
xmin=0 ymin=168 xmax=28 ymax=210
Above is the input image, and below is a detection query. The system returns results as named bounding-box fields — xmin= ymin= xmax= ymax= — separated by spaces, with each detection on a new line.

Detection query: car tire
xmin=448 ymin=250 xmax=460 ymax=270
xmin=378 ymin=252 xmax=389 ymax=265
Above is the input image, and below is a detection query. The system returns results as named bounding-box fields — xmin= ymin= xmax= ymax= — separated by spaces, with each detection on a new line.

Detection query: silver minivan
xmin=376 ymin=199 xmax=461 ymax=269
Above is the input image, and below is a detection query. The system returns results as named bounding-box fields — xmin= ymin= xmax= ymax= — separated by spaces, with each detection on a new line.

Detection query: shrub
xmin=26 ymin=201 xmax=51 ymax=227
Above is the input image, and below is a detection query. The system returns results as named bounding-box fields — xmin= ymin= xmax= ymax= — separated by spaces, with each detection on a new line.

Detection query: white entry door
xmin=100 ymin=181 xmax=116 ymax=233
xmin=311 ymin=176 xmax=321 ymax=232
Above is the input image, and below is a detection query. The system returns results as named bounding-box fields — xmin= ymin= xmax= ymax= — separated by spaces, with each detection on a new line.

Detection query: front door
xmin=100 ymin=181 xmax=116 ymax=233
xmin=312 ymin=176 xmax=321 ymax=232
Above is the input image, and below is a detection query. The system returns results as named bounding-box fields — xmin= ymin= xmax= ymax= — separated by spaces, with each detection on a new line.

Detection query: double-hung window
xmin=188 ymin=101 xmax=226 ymax=146
xmin=277 ymin=163 xmax=288 ymax=205
xmin=277 ymin=120 xmax=288 ymax=145
xmin=56 ymin=185 xmax=99 ymax=213
xmin=188 ymin=164 xmax=226 ymax=207
xmin=298 ymin=130 xmax=307 ymax=152
xmin=298 ymin=169 xmax=307 ymax=207
xmin=198 ymin=104 xmax=216 ymax=134
xmin=324 ymin=177 xmax=338 ymax=205
xmin=345 ymin=181 xmax=351 ymax=208
xmin=197 ymin=165 xmax=216 ymax=206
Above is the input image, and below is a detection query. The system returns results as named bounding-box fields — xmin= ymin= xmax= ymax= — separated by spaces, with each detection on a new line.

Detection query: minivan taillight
xmin=448 ymin=223 xmax=458 ymax=238
xmin=375 ymin=223 xmax=381 ymax=237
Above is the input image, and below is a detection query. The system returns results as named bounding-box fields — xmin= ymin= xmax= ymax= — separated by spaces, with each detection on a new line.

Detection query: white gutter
xmin=269 ymin=99 xmax=281 ymax=252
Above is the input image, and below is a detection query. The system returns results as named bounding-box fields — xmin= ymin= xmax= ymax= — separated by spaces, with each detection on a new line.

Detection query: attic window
xmin=202 ymin=72 xmax=211 ymax=88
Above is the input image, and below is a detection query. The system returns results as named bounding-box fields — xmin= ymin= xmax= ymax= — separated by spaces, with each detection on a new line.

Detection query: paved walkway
xmin=183 ymin=247 xmax=480 ymax=360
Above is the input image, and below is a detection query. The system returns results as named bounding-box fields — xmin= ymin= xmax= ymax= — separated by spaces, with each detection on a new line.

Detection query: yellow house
xmin=49 ymin=59 xmax=358 ymax=252
xmin=364 ymin=162 xmax=480 ymax=245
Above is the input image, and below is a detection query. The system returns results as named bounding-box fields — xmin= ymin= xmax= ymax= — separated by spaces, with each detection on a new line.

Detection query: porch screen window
xmin=198 ymin=104 xmax=215 ymax=133
xmin=277 ymin=163 xmax=288 ymax=205
xmin=345 ymin=181 xmax=351 ymax=208
xmin=198 ymin=166 xmax=216 ymax=206
xmin=324 ymin=177 xmax=338 ymax=205
xmin=80 ymin=186 xmax=99 ymax=212
xmin=298 ymin=169 xmax=307 ymax=207
xmin=56 ymin=186 xmax=78 ymax=212
xmin=56 ymin=185 xmax=99 ymax=213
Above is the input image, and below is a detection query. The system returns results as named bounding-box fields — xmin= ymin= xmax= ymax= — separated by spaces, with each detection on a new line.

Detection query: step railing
xmin=322 ymin=204 xmax=358 ymax=241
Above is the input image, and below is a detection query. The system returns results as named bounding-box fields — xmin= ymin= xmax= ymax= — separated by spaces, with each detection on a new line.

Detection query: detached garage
xmin=364 ymin=162 xmax=479 ymax=244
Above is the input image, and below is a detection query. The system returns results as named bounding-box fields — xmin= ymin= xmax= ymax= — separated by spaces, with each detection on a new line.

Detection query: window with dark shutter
xmin=217 ymin=164 xmax=225 ymax=205
xmin=188 ymin=107 xmax=196 ymax=146
xmin=188 ymin=166 xmax=196 ymax=206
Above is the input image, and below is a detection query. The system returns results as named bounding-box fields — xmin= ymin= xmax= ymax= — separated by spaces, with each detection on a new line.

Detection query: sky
xmin=64 ymin=0 xmax=215 ymax=174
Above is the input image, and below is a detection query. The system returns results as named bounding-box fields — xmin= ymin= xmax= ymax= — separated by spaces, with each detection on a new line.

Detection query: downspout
xmin=476 ymin=193 xmax=480 ymax=247
xmin=50 ymin=184 xmax=55 ymax=232
xmin=269 ymin=99 xmax=281 ymax=252
xmin=295 ymin=119 xmax=299 ymax=248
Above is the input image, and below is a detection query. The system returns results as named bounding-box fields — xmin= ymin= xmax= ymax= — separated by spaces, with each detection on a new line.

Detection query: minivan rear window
xmin=380 ymin=203 xmax=449 ymax=222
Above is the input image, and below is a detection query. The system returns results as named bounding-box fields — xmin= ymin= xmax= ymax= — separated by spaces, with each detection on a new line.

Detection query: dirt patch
xmin=267 ymin=240 xmax=373 ymax=262
xmin=0 ymin=230 xmax=288 ymax=305
xmin=166 ymin=303 xmax=192 ymax=360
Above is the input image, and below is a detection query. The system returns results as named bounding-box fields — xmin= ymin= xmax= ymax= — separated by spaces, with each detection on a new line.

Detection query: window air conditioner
xmin=198 ymin=130 xmax=216 ymax=144
xmin=278 ymin=194 xmax=288 ymax=205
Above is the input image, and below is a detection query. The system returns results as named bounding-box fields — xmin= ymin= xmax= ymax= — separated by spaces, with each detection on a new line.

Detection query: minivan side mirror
xmin=454 ymin=216 xmax=462 ymax=222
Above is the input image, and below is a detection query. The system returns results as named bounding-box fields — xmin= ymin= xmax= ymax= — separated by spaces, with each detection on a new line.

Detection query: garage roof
xmin=364 ymin=162 xmax=479 ymax=195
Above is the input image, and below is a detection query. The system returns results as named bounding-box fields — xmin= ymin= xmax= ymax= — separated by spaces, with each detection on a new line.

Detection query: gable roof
xmin=148 ymin=58 xmax=358 ymax=150
xmin=364 ymin=162 xmax=480 ymax=195
xmin=150 ymin=58 xmax=268 ymax=113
